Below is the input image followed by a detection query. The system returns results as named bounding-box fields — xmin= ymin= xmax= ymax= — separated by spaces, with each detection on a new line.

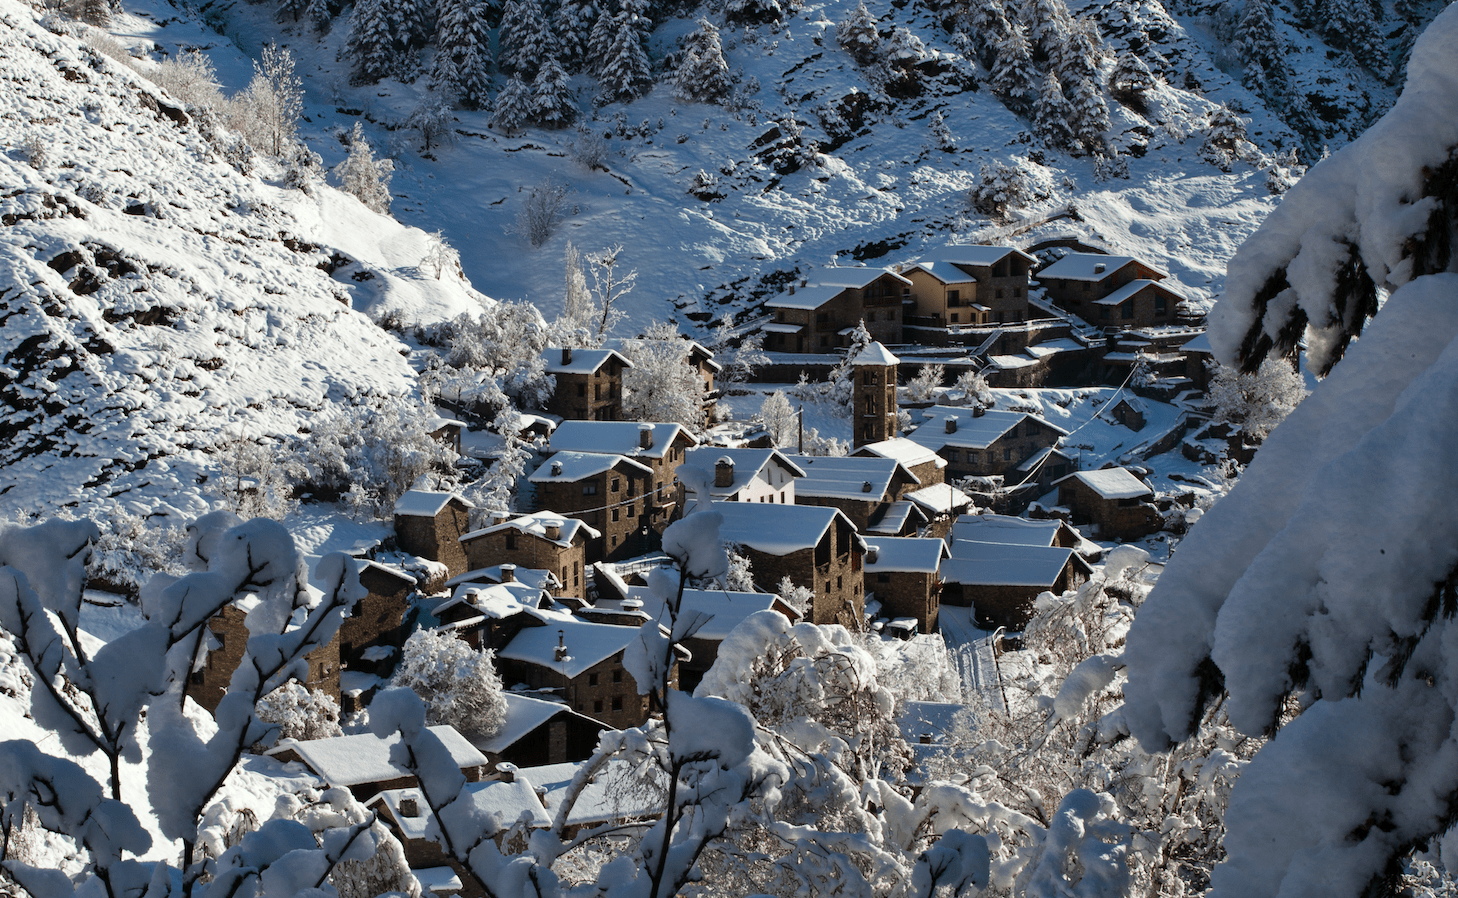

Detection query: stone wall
xmin=394 ymin=499 xmax=471 ymax=578
xmin=187 ymin=604 xmax=340 ymax=714
xmin=462 ymin=531 xmax=588 ymax=600
xmin=870 ymin=569 xmax=940 ymax=634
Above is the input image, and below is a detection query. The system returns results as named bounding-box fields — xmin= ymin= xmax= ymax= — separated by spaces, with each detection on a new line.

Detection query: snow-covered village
xmin=1 ymin=0 xmax=1457 ymax=886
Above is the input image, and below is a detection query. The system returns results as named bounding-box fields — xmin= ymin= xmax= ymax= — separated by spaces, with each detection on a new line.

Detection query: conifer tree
xmin=990 ymin=20 xmax=1035 ymax=101
xmin=345 ymin=0 xmax=402 ymax=83
xmin=531 ymin=57 xmax=576 ymax=127
xmin=587 ymin=7 xmax=617 ymax=73
xmin=1236 ymin=0 xmax=1283 ymax=82
xmin=553 ymin=0 xmax=598 ymax=70
xmin=498 ymin=0 xmax=550 ymax=77
xmin=304 ymin=0 xmax=334 ymax=32
xmin=836 ymin=1 xmax=880 ymax=64
xmin=1067 ymin=73 xmax=1109 ymax=154
xmin=1055 ymin=16 xmax=1101 ymax=84
xmin=1034 ymin=70 xmax=1076 ymax=150
xmin=674 ymin=18 xmax=733 ymax=103
xmin=490 ymin=73 xmax=533 ymax=132
xmin=597 ymin=14 xmax=653 ymax=103
xmin=1109 ymin=50 xmax=1154 ymax=106
xmin=1025 ymin=0 xmax=1073 ymax=60
xmin=966 ymin=0 xmax=1010 ymax=68
xmin=432 ymin=0 xmax=493 ymax=108
xmin=334 ymin=122 xmax=394 ymax=213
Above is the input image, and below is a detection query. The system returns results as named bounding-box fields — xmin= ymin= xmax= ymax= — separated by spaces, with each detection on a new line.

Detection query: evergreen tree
xmin=1325 ymin=0 xmax=1388 ymax=76
xmin=596 ymin=14 xmax=653 ymax=103
xmin=490 ymin=73 xmax=533 ymax=132
xmin=966 ymin=0 xmax=1011 ymax=68
xmin=345 ymin=0 xmax=402 ymax=83
xmin=1056 ymin=16 xmax=1102 ymax=84
xmin=396 ymin=0 xmax=433 ymax=49
xmin=587 ymin=7 xmax=617 ymax=73
xmin=1025 ymin=0 xmax=1073 ymax=60
xmin=433 ymin=0 xmax=493 ymax=108
xmin=531 ymin=56 xmax=576 ymax=127
xmin=990 ymin=20 xmax=1035 ymax=101
xmin=498 ymin=0 xmax=551 ymax=76
xmin=304 ymin=0 xmax=334 ymax=32
xmin=1236 ymin=0 xmax=1283 ymax=82
xmin=1067 ymin=73 xmax=1110 ymax=154
xmin=674 ymin=18 xmax=733 ymax=103
xmin=1034 ymin=70 xmax=1076 ymax=150
xmin=334 ymin=122 xmax=394 ymax=213
xmin=836 ymin=1 xmax=880 ymax=65
xmin=553 ymin=0 xmax=598 ymax=70
xmin=1109 ymin=50 xmax=1154 ymax=105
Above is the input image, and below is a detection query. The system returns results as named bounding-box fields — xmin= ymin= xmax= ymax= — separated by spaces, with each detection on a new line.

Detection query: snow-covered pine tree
xmin=497 ymin=0 xmax=551 ymax=77
xmin=432 ymin=0 xmax=493 ymax=108
xmin=989 ymin=20 xmax=1035 ymax=102
xmin=836 ymin=1 xmax=880 ymax=64
xmin=530 ymin=56 xmax=576 ymax=127
xmin=1236 ymin=0 xmax=1282 ymax=87
xmin=1109 ymin=50 xmax=1154 ymax=106
xmin=1324 ymin=0 xmax=1389 ymax=77
xmin=1202 ymin=104 xmax=1256 ymax=170
xmin=965 ymin=0 xmax=1010 ymax=68
xmin=304 ymin=0 xmax=334 ymax=32
xmin=334 ymin=122 xmax=394 ymax=213
xmin=586 ymin=6 xmax=618 ymax=73
xmin=489 ymin=73 xmax=533 ymax=132
xmin=1123 ymin=12 xmax=1458 ymax=894
xmin=1024 ymin=0 xmax=1073 ymax=62
xmin=1055 ymin=16 xmax=1102 ymax=85
xmin=345 ymin=0 xmax=405 ymax=83
xmin=553 ymin=0 xmax=597 ymax=71
xmin=673 ymin=18 xmax=733 ymax=103
xmin=1034 ymin=71 xmax=1077 ymax=150
xmin=1067 ymin=73 xmax=1110 ymax=155
xmin=596 ymin=14 xmax=653 ymax=104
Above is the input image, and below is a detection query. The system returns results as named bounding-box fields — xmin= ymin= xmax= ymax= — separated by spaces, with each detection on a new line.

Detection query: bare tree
xmin=587 ymin=245 xmax=635 ymax=338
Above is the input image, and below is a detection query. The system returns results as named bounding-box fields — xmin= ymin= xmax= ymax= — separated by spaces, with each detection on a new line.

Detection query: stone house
xmin=789 ymin=453 xmax=923 ymax=532
xmin=863 ymin=537 xmax=948 ymax=635
xmin=905 ymin=406 xmax=1068 ymax=481
xmin=545 ymin=421 xmax=698 ymax=527
xmin=458 ymin=513 xmax=598 ymax=602
xmin=433 ymin=580 xmax=552 ymax=652
xmin=940 ymin=541 xmax=1093 ymax=629
xmin=853 ymin=437 xmax=948 ymax=488
xmin=949 ymin=513 xmax=1088 ymax=552
xmin=541 ymin=347 xmax=632 ymax=421
xmin=187 ymin=603 xmax=340 ymax=714
xmin=1180 ymin=331 xmax=1215 ymax=392
xmin=763 ymin=267 xmax=910 ymax=353
xmin=476 ymin=692 xmax=606 ymax=768
xmin=529 ymin=452 xmax=657 ymax=562
xmin=901 ymin=245 xmax=1038 ymax=328
xmin=496 ymin=619 xmax=666 ymax=729
xmin=1009 ymin=446 xmax=1079 ymax=495
xmin=1054 ymin=467 xmax=1162 ymax=541
xmin=682 ymin=446 xmax=806 ymax=505
xmin=426 ymin=414 xmax=466 ymax=456
xmin=339 ymin=559 xmax=415 ymax=676
xmin=267 ymin=725 xmax=488 ymax=800
xmin=852 ymin=341 xmax=900 ymax=447
xmin=713 ymin=501 xmax=866 ymax=628
xmin=393 ymin=490 xmax=474 ymax=580
xmin=1106 ymin=396 xmax=1147 ymax=431
xmin=1036 ymin=253 xmax=1180 ymax=329
xmin=517 ymin=759 xmax=665 ymax=841
xmin=900 ymin=482 xmax=975 ymax=539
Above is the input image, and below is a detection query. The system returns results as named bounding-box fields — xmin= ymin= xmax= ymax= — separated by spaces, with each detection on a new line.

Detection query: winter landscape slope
xmin=0 ymin=0 xmax=481 ymax=519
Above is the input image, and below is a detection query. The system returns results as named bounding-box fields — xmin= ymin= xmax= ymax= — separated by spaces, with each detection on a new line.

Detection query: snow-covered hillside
xmin=0 ymin=0 xmax=482 ymax=519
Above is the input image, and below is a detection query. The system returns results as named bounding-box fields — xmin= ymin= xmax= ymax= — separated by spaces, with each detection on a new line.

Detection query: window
xmin=1014 ymin=287 xmax=1022 ymax=297
xmin=948 ymin=290 xmax=960 ymax=306
xmin=583 ymin=483 xmax=597 ymax=495
xmin=611 ymin=696 xmax=623 ymax=711
xmin=1003 ymin=447 xmax=1012 ymax=461
xmin=836 ymin=575 xmax=842 ymax=591
xmin=611 ymin=478 xmax=621 ymax=492
xmin=1083 ymin=281 xmax=1091 ymax=292
xmin=1026 ymin=419 xmax=1040 ymax=435
xmin=577 ymin=383 xmax=586 ymax=397
xmin=613 ymin=669 xmax=623 ymax=683
xmin=589 ymin=673 xmax=599 ymax=686
xmin=950 ymin=313 xmax=959 ymax=323
xmin=612 ymin=508 xmax=620 ymax=522
xmin=817 ymin=312 xmax=829 ymax=323
xmin=574 ymin=562 xmax=580 ymax=586
xmin=506 ymin=533 xmax=518 ymax=550
xmin=878 ymin=573 xmax=890 ymax=584
xmin=611 ymin=535 xmax=618 ymax=548
xmin=594 ymin=700 xmax=604 ymax=713
xmin=595 ymin=383 xmax=603 ymax=400
xmin=995 ymin=288 xmax=1004 ymax=299
xmin=1100 ymin=305 xmax=1112 ymax=319
xmin=1155 ymin=294 xmax=1168 ymax=315
xmin=1122 ymin=302 xmax=1134 ymax=320
xmin=863 ymin=371 xmax=876 ymax=385
xmin=947 ymin=449 xmax=959 ymax=462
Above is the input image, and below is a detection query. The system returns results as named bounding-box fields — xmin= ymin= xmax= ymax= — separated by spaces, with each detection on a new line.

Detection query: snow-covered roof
xmin=541 ymin=347 xmax=633 ymax=375
xmin=609 ymin=586 xmax=781 ymax=641
xmin=926 ymin=245 xmax=1037 ymax=268
xmin=354 ymin=557 xmax=415 ymax=588
xmin=683 ymin=447 xmax=806 ymax=497
xmin=517 ymin=759 xmax=665 ymax=826
xmin=1112 ymin=395 xmax=1148 ymax=413
xmin=370 ymin=779 xmax=551 ymax=841
xmin=1093 ymin=279 xmax=1182 ymax=306
xmin=476 ymin=693 xmax=595 ymax=755
xmin=988 ymin=354 xmax=1039 ymax=369
xmin=762 ymin=322 xmax=804 ymax=334
xmin=498 ymin=619 xmax=639 ymax=679
xmin=1038 ymin=253 xmax=1165 ymax=281
xmin=852 ymin=341 xmax=900 ymax=366
xmin=1057 ymin=467 xmax=1153 ymax=500
xmin=548 ymin=421 xmax=695 ymax=460
xmin=907 ymin=407 xmax=1067 ymax=451
xmin=460 ymin=512 xmax=601 ymax=547
xmin=766 ymin=283 xmax=846 ymax=310
xmin=612 ymin=336 xmax=723 ymax=372
xmin=713 ymin=501 xmax=864 ymax=556
xmin=414 ymin=868 xmax=464 ymax=893
xmin=446 ymin=565 xmax=561 ymax=591
xmin=908 ymin=260 xmax=978 ymax=285
xmin=435 ymin=580 xmax=547 ymax=621
xmin=529 ymin=451 xmax=653 ymax=483
xmin=950 ymin=514 xmax=1065 ymax=548
xmin=854 ymin=437 xmax=948 ymax=470
xmin=1012 ymin=446 xmax=1075 ymax=474
xmin=791 ymin=454 xmax=914 ymax=500
xmin=814 ymin=265 xmax=912 ymax=289
xmin=866 ymin=500 xmax=927 ymax=535
xmin=394 ymin=490 xmax=472 ymax=518
xmin=905 ymin=482 xmax=973 ymax=514
xmin=426 ymin=415 xmax=467 ymax=431
xmin=1180 ymin=332 xmax=1213 ymax=354
xmin=1024 ymin=338 xmax=1085 ymax=358
xmin=270 ymin=726 xmax=487 ymax=787
xmin=898 ymin=700 xmax=966 ymax=742
xmin=942 ymin=542 xmax=1077 ymax=587
xmin=864 ymin=537 xmax=949 ymax=573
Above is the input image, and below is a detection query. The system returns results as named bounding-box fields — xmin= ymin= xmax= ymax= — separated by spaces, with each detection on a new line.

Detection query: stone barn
xmin=394 ymin=491 xmax=474 ymax=580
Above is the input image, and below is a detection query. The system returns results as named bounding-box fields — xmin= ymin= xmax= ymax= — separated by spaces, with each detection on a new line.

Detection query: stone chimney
xmin=1094 ymin=263 xmax=1106 ymax=274
xmin=562 ymin=347 xmax=573 ymax=365
xmin=866 ymin=547 xmax=879 ymax=564
xmin=861 ymin=480 xmax=872 ymax=493
xmin=554 ymin=630 xmax=568 ymax=662
xmin=399 ymin=797 xmax=419 ymax=817
xmin=639 ymin=423 xmax=654 ymax=450
xmin=550 ymin=460 xmax=563 ymax=476
xmin=715 ymin=457 xmax=734 ymax=488
xmin=972 ymin=405 xmax=986 ymax=418
xmin=788 ymin=285 xmax=795 ymax=295
xmin=500 ymin=563 xmax=516 ymax=583
xmin=945 ymin=416 xmax=958 ymax=433
xmin=496 ymin=762 xmax=517 ymax=783
xmin=545 ymin=521 xmax=562 ymax=541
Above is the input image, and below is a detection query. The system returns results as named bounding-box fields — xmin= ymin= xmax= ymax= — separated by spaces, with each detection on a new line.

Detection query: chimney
xmin=500 ymin=563 xmax=516 ymax=583
xmin=467 ymin=588 xmax=481 ymax=606
xmin=496 ymin=762 xmax=517 ymax=783
xmin=945 ymin=416 xmax=958 ymax=433
xmin=715 ymin=457 xmax=734 ymax=488
xmin=399 ymin=797 xmax=419 ymax=817
xmin=861 ymin=480 xmax=872 ymax=493
xmin=545 ymin=521 xmax=562 ymax=541
xmin=554 ymin=630 xmax=567 ymax=662
xmin=551 ymin=461 xmax=562 ymax=476
xmin=1094 ymin=263 xmax=1106 ymax=274
xmin=972 ymin=405 xmax=986 ymax=418
xmin=562 ymin=347 xmax=573 ymax=365
xmin=866 ymin=547 xmax=879 ymax=564
xmin=788 ymin=285 xmax=795 ymax=295
xmin=639 ymin=423 xmax=654 ymax=450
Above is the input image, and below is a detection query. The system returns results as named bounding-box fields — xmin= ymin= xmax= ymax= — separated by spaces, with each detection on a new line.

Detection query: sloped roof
xmin=765 ymin=283 xmax=845 ymax=311
xmin=864 ymin=537 xmax=949 ymax=573
xmin=929 ymin=245 xmax=1037 ymax=268
xmin=1057 ymin=467 xmax=1153 ymax=500
xmin=791 ymin=453 xmax=915 ymax=500
xmin=854 ymin=437 xmax=948 ymax=470
xmin=852 ymin=341 xmax=900 ymax=366
xmin=713 ymin=501 xmax=865 ymax=556
xmin=369 ymin=779 xmax=551 ymax=841
xmin=942 ymin=542 xmax=1076 ymax=587
xmin=950 ymin=514 xmax=1065 ymax=547
xmin=814 ymin=266 xmax=912 ymax=289
xmin=905 ymin=482 xmax=973 ymax=514
xmin=612 ymin=586 xmax=781 ymax=641
xmin=1181 ymin=332 xmax=1213 ymax=354
xmin=529 ymin=451 xmax=653 ymax=484
xmin=518 ymin=759 xmax=665 ymax=826
xmin=460 ymin=512 xmax=600 ymax=547
xmin=541 ymin=347 xmax=632 ymax=375
xmin=498 ymin=619 xmax=639 ymax=679
xmin=1037 ymin=253 xmax=1157 ymax=281
xmin=1092 ymin=279 xmax=1184 ymax=306
xmin=1013 ymin=446 xmax=1076 ymax=474
xmin=612 ymin=336 xmax=723 ymax=372
xmin=446 ymin=565 xmax=560 ymax=591
xmin=270 ymin=726 xmax=487 ymax=787
xmin=434 ymin=580 xmax=547 ymax=621
xmin=865 ymin=500 xmax=927 ymax=535
xmin=907 ymin=406 xmax=1067 ymax=451
xmin=548 ymin=421 xmax=696 ymax=461
xmin=394 ymin=490 xmax=472 ymax=518
xmin=908 ymin=260 xmax=978 ymax=285
xmin=683 ymin=447 xmax=806 ymax=497
xmin=476 ymin=693 xmax=598 ymax=755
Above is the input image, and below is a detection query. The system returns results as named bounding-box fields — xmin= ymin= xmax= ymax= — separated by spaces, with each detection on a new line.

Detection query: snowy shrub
xmin=390 ymin=629 xmax=507 ymax=741
xmin=405 ymin=97 xmax=455 ymax=153
xmin=1264 ymin=146 xmax=1305 ymax=195
xmin=421 ymin=300 xmax=556 ymax=414
xmin=952 ymin=368 xmax=993 ymax=409
xmin=334 ymin=122 xmax=394 ymax=213
xmin=756 ymin=390 xmax=798 ymax=446
xmin=969 ymin=157 xmax=1047 ymax=221
xmin=21 ymin=133 xmax=46 ymax=170
xmin=621 ymin=322 xmax=706 ymax=430
xmin=255 ymin=681 xmax=344 ymax=744
xmin=836 ymin=0 xmax=879 ymax=64
xmin=568 ymin=127 xmax=610 ymax=169
xmin=211 ymin=436 xmax=298 ymax=518
xmin=773 ymin=574 xmax=811 ymax=616
xmin=460 ymin=405 xmax=531 ymax=518
xmin=87 ymin=509 xmax=187 ymax=594
xmin=1207 ymin=356 xmax=1307 ymax=442
xmin=420 ymin=230 xmax=460 ymax=279
xmin=905 ymin=363 xmax=943 ymax=403
xmin=1200 ymin=104 xmax=1259 ymax=171
xmin=511 ymin=178 xmax=571 ymax=248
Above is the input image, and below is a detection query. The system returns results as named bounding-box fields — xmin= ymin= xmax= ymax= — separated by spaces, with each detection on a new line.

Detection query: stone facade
xmin=852 ymin=350 xmax=898 ymax=449
xmin=738 ymin=520 xmax=864 ymax=628
xmin=460 ymin=527 xmax=590 ymax=601
xmin=394 ymin=495 xmax=473 ymax=578
xmin=339 ymin=562 xmax=413 ymax=675
xmin=1056 ymin=477 xmax=1162 ymax=541
xmin=870 ymin=568 xmax=940 ymax=634
xmin=533 ymin=460 xmax=657 ymax=563
xmin=936 ymin=415 xmax=1063 ymax=480
xmin=543 ymin=348 xmax=629 ymax=421
xmin=764 ymin=270 xmax=907 ymax=353
xmin=902 ymin=249 xmax=1037 ymax=327
xmin=187 ymin=603 xmax=340 ymax=714
xmin=499 ymin=650 xmax=656 ymax=730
